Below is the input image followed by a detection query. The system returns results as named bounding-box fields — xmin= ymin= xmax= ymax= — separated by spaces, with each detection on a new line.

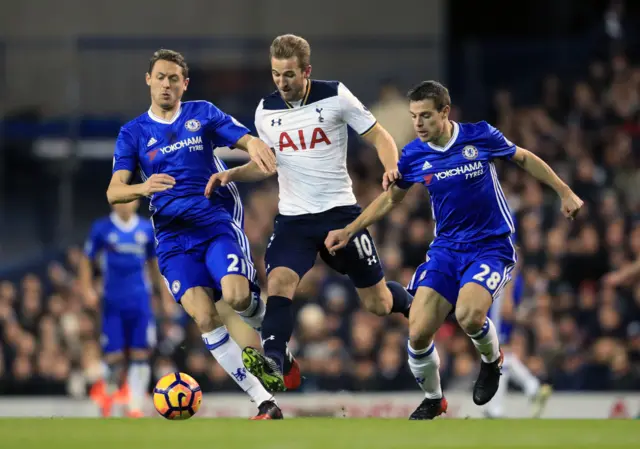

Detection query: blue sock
xmin=387 ymin=281 xmax=413 ymax=318
xmin=261 ymin=296 xmax=293 ymax=372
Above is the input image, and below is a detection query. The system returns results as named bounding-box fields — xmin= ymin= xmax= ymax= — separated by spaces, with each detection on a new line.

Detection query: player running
xmin=204 ymin=34 xmax=414 ymax=392
xmin=106 ymin=49 xmax=282 ymax=420
xmin=81 ymin=201 xmax=165 ymax=417
xmin=325 ymin=80 xmax=582 ymax=419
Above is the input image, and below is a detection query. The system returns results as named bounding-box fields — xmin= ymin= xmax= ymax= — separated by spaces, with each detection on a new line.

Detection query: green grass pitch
xmin=0 ymin=418 xmax=637 ymax=449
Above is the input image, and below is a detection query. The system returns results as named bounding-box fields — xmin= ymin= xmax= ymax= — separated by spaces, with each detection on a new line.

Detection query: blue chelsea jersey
xmin=397 ymin=121 xmax=516 ymax=243
xmin=84 ymin=214 xmax=156 ymax=311
xmin=112 ymin=101 xmax=250 ymax=244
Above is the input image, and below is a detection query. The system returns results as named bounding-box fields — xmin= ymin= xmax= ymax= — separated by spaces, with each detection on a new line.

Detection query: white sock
xmin=486 ymin=356 xmax=510 ymax=417
xmin=504 ymin=352 xmax=540 ymax=397
xmin=467 ymin=318 xmax=501 ymax=363
xmin=202 ymin=326 xmax=274 ymax=405
xmin=237 ymin=293 xmax=265 ymax=330
xmin=407 ymin=342 xmax=442 ymax=399
xmin=128 ymin=361 xmax=151 ymax=412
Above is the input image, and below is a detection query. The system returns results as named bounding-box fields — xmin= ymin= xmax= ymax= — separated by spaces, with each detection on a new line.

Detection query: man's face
xmin=146 ymin=60 xmax=188 ymax=110
xmin=409 ymin=99 xmax=449 ymax=143
xmin=271 ymin=57 xmax=310 ymax=102
xmin=112 ymin=200 xmax=139 ymax=218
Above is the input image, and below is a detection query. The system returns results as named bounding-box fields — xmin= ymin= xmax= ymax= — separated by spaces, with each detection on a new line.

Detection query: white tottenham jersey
xmin=255 ymin=80 xmax=377 ymax=216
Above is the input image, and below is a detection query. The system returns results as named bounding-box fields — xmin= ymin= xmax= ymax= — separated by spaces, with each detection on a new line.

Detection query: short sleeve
xmin=84 ymin=222 xmax=105 ymax=260
xmin=113 ymin=127 xmax=138 ymax=173
xmin=205 ymin=102 xmax=250 ymax=147
xmin=254 ymin=101 xmax=275 ymax=148
xmin=485 ymin=123 xmax=516 ymax=160
xmin=395 ymin=150 xmax=415 ymax=190
xmin=337 ymin=83 xmax=377 ymax=136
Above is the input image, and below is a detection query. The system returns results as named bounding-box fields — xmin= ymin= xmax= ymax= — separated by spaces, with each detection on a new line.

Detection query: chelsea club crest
xmin=134 ymin=231 xmax=148 ymax=245
xmin=185 ymin=119 xmax=201 ymax=132
xmin=462 ymin=145 xmax=478 ymax=160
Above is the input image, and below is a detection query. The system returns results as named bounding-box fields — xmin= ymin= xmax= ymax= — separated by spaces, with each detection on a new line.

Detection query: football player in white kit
xmin=205 ymin=34 xmax=414 ymax=392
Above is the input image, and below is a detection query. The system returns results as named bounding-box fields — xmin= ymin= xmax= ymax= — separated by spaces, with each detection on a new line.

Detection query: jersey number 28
xmin=472 ymin=264 xmax=502 ymax=290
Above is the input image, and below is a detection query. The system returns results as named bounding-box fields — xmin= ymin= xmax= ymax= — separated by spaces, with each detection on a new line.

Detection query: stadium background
xmin=1 ymin=0 xmax=640 ymax=417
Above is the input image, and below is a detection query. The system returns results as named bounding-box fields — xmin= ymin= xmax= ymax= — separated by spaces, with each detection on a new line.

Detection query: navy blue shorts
xmin=265 ymin=205 xmax=384 ymax=289
xmin=406 ymin=234 xmax=517 ymax=306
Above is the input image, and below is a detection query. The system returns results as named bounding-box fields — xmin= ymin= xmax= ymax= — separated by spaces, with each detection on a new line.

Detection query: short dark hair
xmin=148 ymin=49 xmax=189 ymax=78
xmin=407 ymin=80 xmax=451 ymax=111
xmin=270 ymin=34 xmax=311 ymax=69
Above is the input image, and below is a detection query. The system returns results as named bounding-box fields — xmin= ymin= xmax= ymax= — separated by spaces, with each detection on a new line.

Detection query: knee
xmin=364 ymin=300 xmax=391 ymax=316
xmin=104 ymin=352 xmax=125 ymax=364
xmin=455 ymin=303 xmax=486 ymax=333
xmin=407 ymin=291 xmax=447 ymax=349
xmin=408 ymin=306 xmax=435 ymax=349
xmin=130 ymin=349 xmax=149 ymax=362
xmin=221 ymin=279 xmax=251 ymax=310
xmin=193 ymin=310 xmax=222 ymax=334
xmin=267 ymin=269 xmax=298 ymax=298
xmin=408 ymin=326 xmax=433 ymax=351
xmin=360 ymin=290 xmax=392 ymax=316
xmin=180 ymin=288 xmax=223 ymax=333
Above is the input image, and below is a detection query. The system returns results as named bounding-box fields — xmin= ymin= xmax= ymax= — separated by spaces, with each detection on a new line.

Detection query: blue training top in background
xmin=84 ymin=213 xmax=155 ymax=312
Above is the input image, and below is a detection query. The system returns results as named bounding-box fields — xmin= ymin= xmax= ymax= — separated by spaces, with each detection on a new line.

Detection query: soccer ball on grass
xmin=153 ymin=372 xmax=202 ymax=420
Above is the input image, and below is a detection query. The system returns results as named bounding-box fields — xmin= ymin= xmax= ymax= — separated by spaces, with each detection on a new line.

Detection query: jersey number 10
xmin=353 ymin=234 xmax=376 ymax=263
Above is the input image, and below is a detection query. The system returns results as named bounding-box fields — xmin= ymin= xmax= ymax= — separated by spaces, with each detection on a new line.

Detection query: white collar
xmin=428 ymin=121 xmax=459 ymax=152
xmin=110 ymin=213 xmax=140 ymax=233
xmin=148 ymin=103 xmax=182 ymax=124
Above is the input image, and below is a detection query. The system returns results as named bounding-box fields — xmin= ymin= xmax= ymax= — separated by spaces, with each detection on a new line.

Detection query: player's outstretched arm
xmin=325 ymin=184 xmax=409 ymax=254
xmin=107 ymin=170 xmax=175 ymax=204
xmin=511 ymin=147 xmax=583 ymax=219
xmin=204 ymin=161 xmax=274 ymax=198
xmin=362 ymin=123 xmax=400 ymax=191
xmin=234 ymin=134 xmax=276 ymax=174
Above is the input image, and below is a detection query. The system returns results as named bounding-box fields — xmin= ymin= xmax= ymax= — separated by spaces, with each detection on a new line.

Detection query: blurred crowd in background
xmin=2 ymin=0 xmax=640 ymax=397
xmin=2 ymin=46 xmax=640 ymax=396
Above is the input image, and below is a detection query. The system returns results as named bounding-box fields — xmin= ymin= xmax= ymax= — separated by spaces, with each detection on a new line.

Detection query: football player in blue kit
xmin=326 ymin=80 xmax=583 ymax=420
xmin=81 ymin=200 xmax=166 ymax=417
xmin=106 ymin=49 xmax=282 ymax=419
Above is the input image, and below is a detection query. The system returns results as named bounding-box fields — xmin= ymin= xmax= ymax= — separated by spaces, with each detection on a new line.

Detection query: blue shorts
xmin=406 ymin=235 xmax=517 ymax=306
xmin=157 ymin=219 xmax=259 ymax=302
xmin=265 ymin=205 xmax=384 ymax=289
xmin=101 ymin=306 xmax=155 ymax=354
